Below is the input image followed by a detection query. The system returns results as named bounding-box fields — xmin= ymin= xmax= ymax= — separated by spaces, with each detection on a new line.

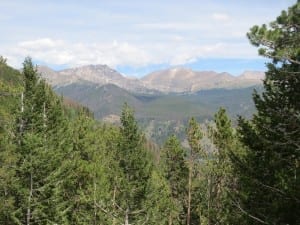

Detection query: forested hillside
xmin=54 ymin=82 xmax=260 ymax=145
xmin=0 ymin=1 xmax=299 ymax=225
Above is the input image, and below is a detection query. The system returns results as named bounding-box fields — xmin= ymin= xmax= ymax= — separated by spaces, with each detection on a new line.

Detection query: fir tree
xmin=116 ymin=103 xmax=152 ymax=225
xmin=14 ymin=57 xmax=70 ymax=224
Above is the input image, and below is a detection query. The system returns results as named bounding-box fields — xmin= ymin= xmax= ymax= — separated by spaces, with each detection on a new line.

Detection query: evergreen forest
xmin=0 ymin=2 xmax=299 ymax=225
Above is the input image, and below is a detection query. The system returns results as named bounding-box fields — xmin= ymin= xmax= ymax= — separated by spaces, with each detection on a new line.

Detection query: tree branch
xmin=94 ymin=202 xmax=121 ymax=222
xmin=264 ymin=51 xmax=300 ymax=65
xmin=231 ymin=199 xmax=270 ymax=225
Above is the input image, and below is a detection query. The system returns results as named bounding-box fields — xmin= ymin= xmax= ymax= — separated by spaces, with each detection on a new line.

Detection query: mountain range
xmin=38 ymin=64 xmax=264 ymax=144
xmin=38 ymin=64 xmax=264 ymax=93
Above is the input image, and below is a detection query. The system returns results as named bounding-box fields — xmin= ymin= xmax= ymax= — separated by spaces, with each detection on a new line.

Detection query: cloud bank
xmin=0 ymin=0 xmax=295 ymax=73
xmin=3 ymin=37 xmax=256 ymax=69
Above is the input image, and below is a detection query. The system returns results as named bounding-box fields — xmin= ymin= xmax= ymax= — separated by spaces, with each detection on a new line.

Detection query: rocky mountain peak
xmin=38 ymin=64 xmax=264 ymax=94
xmin=239 ymin=70 xmax=265 ymax=80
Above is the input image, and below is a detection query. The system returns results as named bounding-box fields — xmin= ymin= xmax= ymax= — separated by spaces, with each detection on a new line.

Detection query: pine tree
xmin=0 ymin=57 xmax=21 ymax=224
xmin=0 ymin=125 xmax=18 ymax=225
xmin=234 ymin=2 xmax=300 ymax=224
xmin=186 ymin=117 xmax=204 ymax=225
xmin=48 ymin=112 xmax=116 ymax=225
xmin=144 ymin=169 xmax=174 ymax=225
xmin=116 ymin=103 xmax=152 ymax=225
xmin=14 ymin=57 xmax=71 ymax=224
xmin=160 ymin=135 xmax=189 ymax=225
xmin=206 ymin=108 xmax=243 ymax=224
xmin=247 ymin=1 xmax=300 ymax=65
xmin=14 ymin=58 xmax=47 ymax=225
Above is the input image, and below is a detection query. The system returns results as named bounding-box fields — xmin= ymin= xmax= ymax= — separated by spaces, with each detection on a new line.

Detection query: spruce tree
xmin=116 ymin=103 xmax=152 ymax=225
xmin=14 ymin=57 xmax=70 ymax=224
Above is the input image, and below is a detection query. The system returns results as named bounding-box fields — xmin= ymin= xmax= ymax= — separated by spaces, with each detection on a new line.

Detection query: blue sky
xmin=0 ymin=0 xmax=296 ymax=77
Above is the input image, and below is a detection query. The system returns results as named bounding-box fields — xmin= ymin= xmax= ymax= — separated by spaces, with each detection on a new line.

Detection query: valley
xmin=39 ymin=64 xmax=263 ymax=144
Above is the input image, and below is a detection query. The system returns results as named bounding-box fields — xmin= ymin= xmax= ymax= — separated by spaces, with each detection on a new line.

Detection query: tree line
xmin=0 ymin=2 xmax=299 ymax=224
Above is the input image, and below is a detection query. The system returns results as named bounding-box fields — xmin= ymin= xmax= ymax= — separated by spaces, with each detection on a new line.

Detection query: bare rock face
xmin=38 ymin=64 xmax=148 ymax=93
xmin=38 ymin=64 xmax=264 ymax=93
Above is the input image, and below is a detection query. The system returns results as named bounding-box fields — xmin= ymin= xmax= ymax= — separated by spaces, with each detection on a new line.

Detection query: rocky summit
xmin=38 ymin=64 xmax=264 ymax=93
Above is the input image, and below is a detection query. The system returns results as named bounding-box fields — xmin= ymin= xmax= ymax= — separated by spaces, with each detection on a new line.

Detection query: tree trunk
xmin=187 ymin=163 xmax=192 ymax=225
xmin=19 ymin=92 xmax=24 ymax=138
xmin=169 ymin=213 xmax=172 ymax=225
xmin=27 ymin=171 xmax=33 ymax=225
xmin=112 ymin=184 xmax=117 ymax=225
xmin=125 ymin=208 xmax=129 ymax=225
xmin=43 ymin=102 xmax=46 ymax=128
xmin=207 ymin=175 xmax=211 ymax=225
xmin=93 ymin=178 xmax=97 ymax=225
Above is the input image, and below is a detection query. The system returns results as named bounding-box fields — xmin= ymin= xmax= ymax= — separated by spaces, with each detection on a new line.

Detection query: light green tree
xmin=186 ymin=117 xmax=204 ymax=225
xmin=160 ymin=135 xmax=189 ymax=225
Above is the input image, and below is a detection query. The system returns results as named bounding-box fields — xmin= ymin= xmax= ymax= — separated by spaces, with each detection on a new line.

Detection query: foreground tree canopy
xmin=237 ymin=1 xmax=300 ymax=224
xmin=247 ymin=0 xmax=300 ymax=65
xmin=0 ymin=1 xmax=299 ymax=225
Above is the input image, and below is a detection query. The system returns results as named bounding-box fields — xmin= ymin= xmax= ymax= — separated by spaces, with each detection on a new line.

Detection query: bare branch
xmin=264 ymin=52 xmax=300 ymax=65
xmin=129 ymin=209 xmax=146 ymax=215
xmin=231 ymin=199 xmax=270 ymax=224
xmin=94 ymin=202 xmax=121 ymax=222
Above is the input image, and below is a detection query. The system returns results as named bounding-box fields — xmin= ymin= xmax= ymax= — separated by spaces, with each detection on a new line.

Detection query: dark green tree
xmin=50 ymin=113 xmax=117 ymax=225
xmin=0 ymin=58 xmax=21 ymax=224
xmin=13 ymin=57 xmax=70 ymax=224
xmin=235 ymin=2 xmax=300 ymax=224
xmin=116 ymin=103 xmax=152 ymax=225
xmin=247 ymin=1 xmax=300 ymax=65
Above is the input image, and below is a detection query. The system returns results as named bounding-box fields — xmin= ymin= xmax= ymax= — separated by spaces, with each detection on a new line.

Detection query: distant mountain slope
xmin=54 ymin=82 xmax=261 ymax=144
xmin=38 ymin=64 xmax=264 ymax=93
xmin=139 ymin=87 xmax=258 ymax=120
xmin=142 ymin=67 xmax=264 ymax=92
xmin=38 ymin=65 xmax=155 ymax=93
xmin=39 ymin=63 xmax=264 ymax=144
xmin=54 ymin=83 xmax=144 ymax=118
xmin=54 ymin=82 xmax=260 ymax=121
xmin=238 ymin=70 xmax=265 ymax=80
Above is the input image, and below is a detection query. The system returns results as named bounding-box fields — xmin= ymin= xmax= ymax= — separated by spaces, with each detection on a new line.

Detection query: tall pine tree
xmin=235 ymin=2 xmax=300 ymax=224
xmin=116 ymin=103 xmax=152 ymax=225
xmin=160 ymin=135 xmax=188 ymax=225
xmin=14 ymin=57 xmax=69 ymax=224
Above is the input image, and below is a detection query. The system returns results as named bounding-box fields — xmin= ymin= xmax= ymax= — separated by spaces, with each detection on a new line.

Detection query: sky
xmin=0 ymin=0 xmax=296 ymax=77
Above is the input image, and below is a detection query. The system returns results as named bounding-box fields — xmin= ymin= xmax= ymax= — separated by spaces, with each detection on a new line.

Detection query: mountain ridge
xmin=38 ymin=64 xmax=264 ymax=93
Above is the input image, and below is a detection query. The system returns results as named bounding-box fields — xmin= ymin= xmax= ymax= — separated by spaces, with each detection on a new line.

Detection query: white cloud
xmin=0 ymin=0 xmax=296 ymax=73
xmin=212 ymin=13 xmax=231 ymax=22
xmin=2 ymin=37 xmax=258 ymax=70
xmin=3 ymin=38 xmax=152 ymax=68
xmin=19 ymin=38 xmax=64 ymax=49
